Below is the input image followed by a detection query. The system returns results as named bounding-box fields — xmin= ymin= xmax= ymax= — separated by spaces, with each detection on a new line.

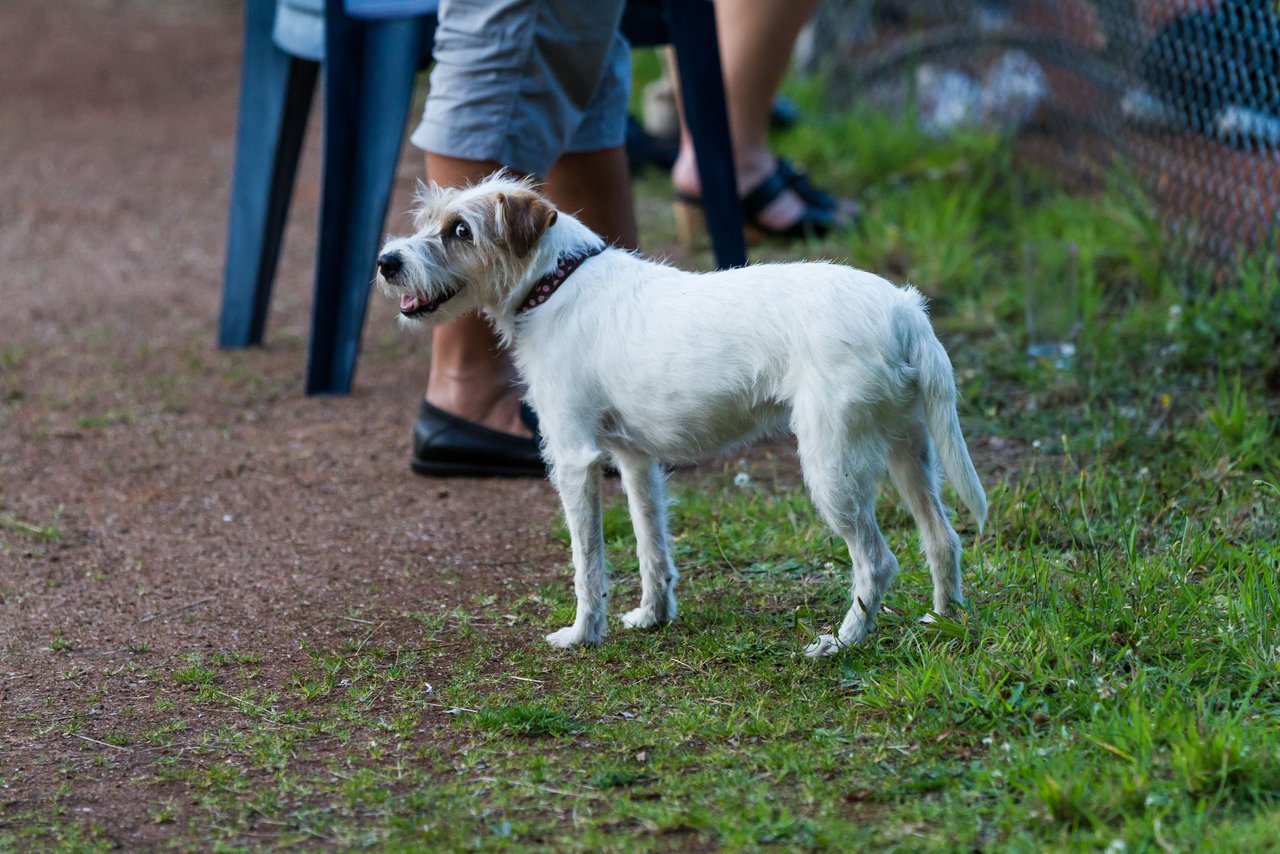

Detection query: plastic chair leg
xmin=664 ymin=0 xmax=745 ymax=270
xmin=305 ymin=8 xmax=432 ymax=395
xmin=219 ymin=0 xmax=319 ymax=349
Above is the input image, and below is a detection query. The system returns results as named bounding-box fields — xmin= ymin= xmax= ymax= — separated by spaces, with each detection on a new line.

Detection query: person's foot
xmin=412 ymin=366 xmax=545 ymax=478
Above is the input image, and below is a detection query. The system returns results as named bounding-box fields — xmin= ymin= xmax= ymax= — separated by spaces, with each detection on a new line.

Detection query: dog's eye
xmin=452 ymin=221 xmax=472 ymax=241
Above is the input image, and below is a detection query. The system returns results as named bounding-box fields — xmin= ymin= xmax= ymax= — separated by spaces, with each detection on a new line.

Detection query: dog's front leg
xmin=546 ymin=451 xmax=609 ymax=648
xmin=615 ymin=450 xmax=678 ymax=629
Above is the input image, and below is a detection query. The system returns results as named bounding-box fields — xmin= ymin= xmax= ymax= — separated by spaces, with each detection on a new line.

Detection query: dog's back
xmin=518 ymin=253 xmax=981 ymax=524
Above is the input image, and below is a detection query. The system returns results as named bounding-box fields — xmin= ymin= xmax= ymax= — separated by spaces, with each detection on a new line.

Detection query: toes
xmin=545 ymin=629 xmax=575 ymax=649
xmin=621 ymin=607 xmax=658 ymax=630
xmin=803 ymin=634 xmax=842 ymax=657
xmin=546 ymin=627 xmax=585 ymax=648
xmin=546 ymin=622 xmax=605 ymax=648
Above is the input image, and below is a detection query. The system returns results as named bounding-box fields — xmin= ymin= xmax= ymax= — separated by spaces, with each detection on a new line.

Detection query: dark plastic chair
xmin=219 ymin=0 xmax=743 ymax=395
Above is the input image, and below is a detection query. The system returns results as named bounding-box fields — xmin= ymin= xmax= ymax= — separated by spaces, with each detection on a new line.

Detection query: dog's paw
xmin=546 ymin=625 xmax=601 ymax=649
xmin=803 ymin=634 xmax=843 ymax=657
xmin=621 ymin=606 xmax=664 ymax=630
xmin=919 ymin=612 xmax=939 ymax=625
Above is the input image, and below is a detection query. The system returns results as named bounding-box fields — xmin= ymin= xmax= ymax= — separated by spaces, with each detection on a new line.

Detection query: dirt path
xmin=0 ymin=0 xmax=594 ymax=837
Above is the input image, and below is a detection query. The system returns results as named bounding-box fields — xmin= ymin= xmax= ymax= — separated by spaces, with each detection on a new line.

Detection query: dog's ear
xmin=496 ymin=191 xmax=558 ymax=258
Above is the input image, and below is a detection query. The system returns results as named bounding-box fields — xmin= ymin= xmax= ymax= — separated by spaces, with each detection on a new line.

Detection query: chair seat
xmin=273 ymin=0 xmax=324 ymax=60
xmin=273 ymin=0 xmax=440 ymax=60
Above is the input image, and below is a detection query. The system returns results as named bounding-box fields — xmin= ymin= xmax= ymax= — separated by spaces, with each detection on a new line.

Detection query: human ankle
xmin=424 ymin=374 xmax=529 ymax=437
xmin=734 ymin=150 xmax=777 ymax=195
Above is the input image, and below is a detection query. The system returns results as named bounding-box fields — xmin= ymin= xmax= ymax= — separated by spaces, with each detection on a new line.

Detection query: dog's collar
xmin=516 ymin=245 xmax=604 ymax=314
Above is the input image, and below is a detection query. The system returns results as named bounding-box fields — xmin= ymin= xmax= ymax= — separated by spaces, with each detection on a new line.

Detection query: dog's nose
xmin=377 ymin=252 xmax=403 ymax=278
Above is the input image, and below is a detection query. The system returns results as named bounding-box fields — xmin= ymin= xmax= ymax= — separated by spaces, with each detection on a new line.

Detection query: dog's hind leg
xmin=888 ymin=425 xmax=964 ymax=620
xmin=545 ymin=448 xmax=610 ymax=648
xmin=795 ymin=421 xmax=900 ymax=657
xmin=804 ymin=501 xmax=900 ymax=657
xmin=614 ymin=450 xmax=678 ymax=630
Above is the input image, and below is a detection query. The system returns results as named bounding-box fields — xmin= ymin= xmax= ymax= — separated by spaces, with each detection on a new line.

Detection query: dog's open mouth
xmin=399 ymin=286 xmax=462 ymax=317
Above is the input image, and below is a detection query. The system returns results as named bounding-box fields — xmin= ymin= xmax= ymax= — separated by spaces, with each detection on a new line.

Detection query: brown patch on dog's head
xmin=496 ymin=191 xmax=558 ymax=258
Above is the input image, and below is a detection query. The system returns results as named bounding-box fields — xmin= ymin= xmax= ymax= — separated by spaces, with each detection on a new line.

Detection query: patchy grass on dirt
xmin=4 ymin=67 xmax=1279 ymax=851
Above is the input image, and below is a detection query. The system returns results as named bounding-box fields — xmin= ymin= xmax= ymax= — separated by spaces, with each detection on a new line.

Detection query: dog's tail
xmin=902 ymin=292 xmax=987 ymax=531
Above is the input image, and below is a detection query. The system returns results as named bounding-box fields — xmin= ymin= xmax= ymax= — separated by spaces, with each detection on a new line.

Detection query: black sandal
xmin=776 ymin=159 xmax=836 ymax=210
xmin=738 ymin=164 xmax=839 ymax=241
xmin=778 ymin=159 xmax=862 ymax=224
xmin=673 ymin=162 xmax=852 ymax=247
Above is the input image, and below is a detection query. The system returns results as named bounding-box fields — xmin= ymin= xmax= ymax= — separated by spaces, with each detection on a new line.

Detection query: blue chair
xmin=219 ymin=0 xmax=744 ymax=395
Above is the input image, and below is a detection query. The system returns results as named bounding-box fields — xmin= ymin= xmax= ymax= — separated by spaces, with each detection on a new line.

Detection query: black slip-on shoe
xmin=411 ymin=400 xmax=546 ymax=478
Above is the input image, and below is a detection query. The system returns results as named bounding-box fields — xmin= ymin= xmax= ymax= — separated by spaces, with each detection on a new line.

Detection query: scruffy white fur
xmin=377 ymin=174 xmax=987 ymax=655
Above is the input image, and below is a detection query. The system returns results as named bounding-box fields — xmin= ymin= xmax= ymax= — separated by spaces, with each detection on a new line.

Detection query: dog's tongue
xmin=400 ymin=294 xmax=418 ymax=312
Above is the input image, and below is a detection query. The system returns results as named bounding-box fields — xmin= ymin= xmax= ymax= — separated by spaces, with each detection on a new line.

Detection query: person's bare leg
xmin=546 ymin=147 xmax=638 ymax=251
xmin=423 ymin=147 xmax=635 ymax=438
xmin=669 ymin=0 xmax=819 ymax=230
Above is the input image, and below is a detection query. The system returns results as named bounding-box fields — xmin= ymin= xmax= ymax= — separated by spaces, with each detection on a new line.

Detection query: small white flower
xmin=733 ymin=471 xmax=751 ymax=488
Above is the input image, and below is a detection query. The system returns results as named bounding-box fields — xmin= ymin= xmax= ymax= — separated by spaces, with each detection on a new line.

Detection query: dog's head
xmin=375 ymin=173 xmax=559 ymax=326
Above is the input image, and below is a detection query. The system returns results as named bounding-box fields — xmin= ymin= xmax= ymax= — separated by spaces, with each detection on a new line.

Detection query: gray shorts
xmin=410 ymin=0 xmax=630 ymax=177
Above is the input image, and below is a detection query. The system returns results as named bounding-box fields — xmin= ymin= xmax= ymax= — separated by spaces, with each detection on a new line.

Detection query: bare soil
xmin=0 ymin=0 xmax=602 ymax=843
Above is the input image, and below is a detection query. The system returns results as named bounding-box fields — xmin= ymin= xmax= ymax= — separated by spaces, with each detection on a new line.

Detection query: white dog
xmin=376 ymin=174 xmax=986 ymax=656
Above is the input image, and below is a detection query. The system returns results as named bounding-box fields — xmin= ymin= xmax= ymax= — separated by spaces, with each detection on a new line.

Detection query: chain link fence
xmin=804 ymin=0 xmax=1280 ymax=265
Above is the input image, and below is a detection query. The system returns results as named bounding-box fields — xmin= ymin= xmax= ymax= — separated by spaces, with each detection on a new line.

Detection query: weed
xmin=1 ymin=344 xmax=23 ymax=369
xmin=1169 ymin=714 xmax=1272 ymax=801
xmin=1202 ymin=373 xmax=1278 ymax=469
xmin=1032 ymin=771 xmax=1095 ymax=829
xmin=75 ymin=411 xmax=127 ymax=430
xmin=0 ymin=514 xmax=62 ymax=542
xmin=172 ymin=657 xmax=216 ymax=689
xmin=473 ymin=705 xmax=584 ymax=737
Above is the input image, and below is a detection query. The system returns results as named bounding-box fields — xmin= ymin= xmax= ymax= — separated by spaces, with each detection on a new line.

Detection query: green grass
xmin=0 ymin=512 xmax=63 ymax=543
xmin=7 ymin=89 xmax=1280 ymax=852
xmin=474 ymin=705 xmax=585 ymax=737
